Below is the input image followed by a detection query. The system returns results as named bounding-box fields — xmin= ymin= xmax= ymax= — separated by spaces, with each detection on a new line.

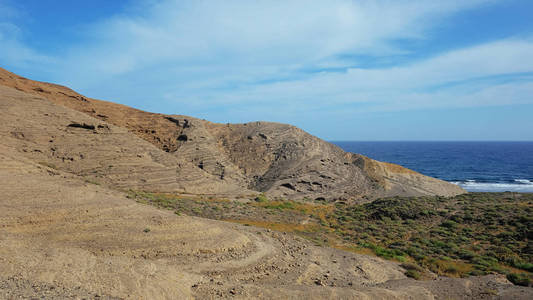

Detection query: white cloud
xmin=2 ymin=0 xmax=532 ymax=134
xmin=161 ymin=38 xmax=533 ymax=94
xmin=58 ymin=0 xmax=497 ymax=82
xmin=144 ymin=36 xmax=533 ymax=127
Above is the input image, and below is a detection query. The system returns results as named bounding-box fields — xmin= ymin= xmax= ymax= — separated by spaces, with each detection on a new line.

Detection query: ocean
xmin=332 ymin=141 xmax=533 ymax=193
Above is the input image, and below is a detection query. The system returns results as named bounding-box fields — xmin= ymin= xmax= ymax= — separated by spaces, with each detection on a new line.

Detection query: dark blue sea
xmin=332 ymin=141 xmax=533 ymax=193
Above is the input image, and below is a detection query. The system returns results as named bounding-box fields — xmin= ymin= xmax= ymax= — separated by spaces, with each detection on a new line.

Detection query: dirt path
xmin=1 ymin=148 xmax=531 ymax=299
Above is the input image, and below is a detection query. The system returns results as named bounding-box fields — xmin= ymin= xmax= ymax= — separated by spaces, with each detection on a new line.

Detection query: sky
xmin=1 ymin=0 xmax=533 ymax=141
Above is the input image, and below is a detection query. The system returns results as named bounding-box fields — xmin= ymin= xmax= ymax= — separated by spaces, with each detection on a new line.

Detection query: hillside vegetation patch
xmin=127 ymin=190 xmax=532 ymax=286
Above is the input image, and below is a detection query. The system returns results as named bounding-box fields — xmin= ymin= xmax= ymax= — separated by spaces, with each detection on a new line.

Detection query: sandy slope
xmin=0 ymin=69 xmax=529 ymax=299
xmin=0 ymin=147 xmax=412 ymax=299
xmin=0 ymin=67 xmax=464 ymax=201
xmin=1 ymin=146 xmax=531 ymax=299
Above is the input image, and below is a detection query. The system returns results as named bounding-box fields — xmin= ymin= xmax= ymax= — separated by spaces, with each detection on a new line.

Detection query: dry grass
xmin=224 ymin=219 xmax=321 ymax=233
xmin=127 ymin=190 xmax=533 ymax=286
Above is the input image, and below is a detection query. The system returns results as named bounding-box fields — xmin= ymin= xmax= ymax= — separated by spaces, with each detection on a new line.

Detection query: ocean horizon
xmin=332 ymin=141 xmax=533 ymax=193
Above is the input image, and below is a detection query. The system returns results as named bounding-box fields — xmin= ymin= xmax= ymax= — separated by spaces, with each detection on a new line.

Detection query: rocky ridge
xmin=0 ymin=67 xmax=463 ymax=201
xmin=1 ymin=68 xmax=530 ymax=299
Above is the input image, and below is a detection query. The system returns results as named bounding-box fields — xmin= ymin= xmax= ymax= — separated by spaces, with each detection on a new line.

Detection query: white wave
xmin=514 ymin=179 xmax=532 ymax=184
xmin=451 ymin=181 xmax=533 ymax=193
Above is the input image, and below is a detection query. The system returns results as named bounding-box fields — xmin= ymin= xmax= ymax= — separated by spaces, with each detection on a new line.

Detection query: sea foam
xmin=451 ymin=179 xmax=533 ymax=193
xmin=514 ymin=179 xmax=532 ymax=184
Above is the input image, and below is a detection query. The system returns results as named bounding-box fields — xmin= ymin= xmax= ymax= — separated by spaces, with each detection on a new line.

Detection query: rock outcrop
xmin=0 ymin=67 xmax=464 ymax=200
xmin=3 ymin=149 xmax=528 ymax=299
xmin=2 ymin=68 xmax=531 ymax=300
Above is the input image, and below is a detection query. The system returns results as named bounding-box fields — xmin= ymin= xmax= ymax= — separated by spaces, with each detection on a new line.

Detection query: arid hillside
xmin=3 ymin=146 xmax=530 ymax=299
xmin=0 ymin=69 xmax=530 ymax=299
xmin=0 ymin=67 xmax=464 ymax=201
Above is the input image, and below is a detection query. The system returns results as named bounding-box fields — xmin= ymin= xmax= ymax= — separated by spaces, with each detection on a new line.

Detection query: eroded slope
xmin=0 ymin=67 xmax=463 ymax=200
xmin=0 ymin=85 xmax=247 ymax=195
xmin=0 ymin=147 xmax=529 ymax=299
xmin=0 ymin=70 xmax=529 ymax=299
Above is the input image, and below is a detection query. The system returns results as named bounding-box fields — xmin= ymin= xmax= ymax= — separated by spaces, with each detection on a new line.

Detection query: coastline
xmin=451 ymin=179 xmax=533 ymax=193
xmin=333 ymin=141 xmax=533 ymax=193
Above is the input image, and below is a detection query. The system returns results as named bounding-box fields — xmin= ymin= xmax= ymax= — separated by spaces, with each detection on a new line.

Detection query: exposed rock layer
xmin=1 ymin=68 xmax=530 ymax=299
xmin=0 ymin=67 xmax=464 ymax=200
xmin=0 ymin=146 xmax=530 ymax=299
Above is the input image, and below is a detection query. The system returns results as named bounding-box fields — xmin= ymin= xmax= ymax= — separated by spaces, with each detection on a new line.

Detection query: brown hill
xmin=1 ymin=68 xmax=530 ymax=299
xmin=0 ymin=67 xmax=463 ymax=201
xmin=3 ymin=146 xmax=529 ymax=299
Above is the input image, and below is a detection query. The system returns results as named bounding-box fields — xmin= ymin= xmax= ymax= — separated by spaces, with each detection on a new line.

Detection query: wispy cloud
xmin=1 ymin=0 xmax=532 ymax=139
xmin=0 ymin=0 xmax=20 ymax=19
xmin=57 ymin=0 xmax=499 ymax=83
xmin=0 ymin=1 xmax=53 ymax=69
xmin=129 ymin=37 xmax=533 ymax=121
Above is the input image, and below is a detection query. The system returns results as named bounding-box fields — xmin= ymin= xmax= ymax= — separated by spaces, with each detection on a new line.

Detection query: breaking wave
xmin=451 ymin=179 xmax=533 ymax=193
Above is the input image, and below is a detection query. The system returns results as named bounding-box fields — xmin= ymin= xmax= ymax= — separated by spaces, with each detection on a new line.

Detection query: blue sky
xmin=1 ymin=0 xmax=533 ymax=141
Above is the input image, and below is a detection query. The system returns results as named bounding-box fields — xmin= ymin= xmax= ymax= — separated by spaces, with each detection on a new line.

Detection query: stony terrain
xmin=136 ymin=191 xmax=532 ymax=286
xmin=1 ymin=149 xmax=531 ymax=299
xmin=0 ymin=67 xmax=464 ymax=201
xmin=1 ymin=68 xmax=529 ymax=299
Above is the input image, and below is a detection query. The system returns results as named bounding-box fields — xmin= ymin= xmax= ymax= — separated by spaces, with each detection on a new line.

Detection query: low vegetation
xmin=127 ymin=190 xmax=532 ymax=287
xmin=331 ymin=193 xmax=532 ymax=286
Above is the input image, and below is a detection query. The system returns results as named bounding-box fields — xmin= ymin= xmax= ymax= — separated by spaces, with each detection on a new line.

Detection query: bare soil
xmin=0 ymin=68 xmax=530 ymax=299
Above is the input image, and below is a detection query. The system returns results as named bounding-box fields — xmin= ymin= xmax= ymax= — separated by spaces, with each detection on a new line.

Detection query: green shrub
xmin=255 ymin=194 xmax=268 ymax=203
xmin=507 ymin=273 xmax=532 ymax=287
xmin=440 ymin=220 xmax=458 ymax=229
xmin=458 ymin=250 xmax=476 ymax=260
xmin=264 ymin=201 xmax=295 ymax=210
xmin=513 ymin=262 xmax=533 ymax=272
xmin=405 ymin=270 xmax=421 ymax=280
xmin=400 ymin=263 xmax=424 ymax=272
xmin=445 ymin=265 xmax=459 ymax=274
